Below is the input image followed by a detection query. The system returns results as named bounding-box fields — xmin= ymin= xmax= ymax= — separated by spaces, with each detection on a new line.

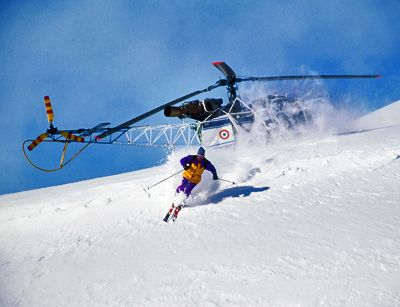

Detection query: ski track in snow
xmin=1 ymin=102 xmax=400 ymax=306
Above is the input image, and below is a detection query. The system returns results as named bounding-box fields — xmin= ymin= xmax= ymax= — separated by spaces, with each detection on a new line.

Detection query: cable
xmin=22 ymin=140 xmax=91 ymax=172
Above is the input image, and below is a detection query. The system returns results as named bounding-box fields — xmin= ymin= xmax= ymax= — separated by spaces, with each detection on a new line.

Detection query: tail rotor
xmin=26 ymin=96 xmax=85 ymax=152
xmin=23 ymin=96 xmax=90 ymax=172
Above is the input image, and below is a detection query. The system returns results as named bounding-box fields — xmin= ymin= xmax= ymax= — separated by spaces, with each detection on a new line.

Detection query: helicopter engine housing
xmin=164 ymin=98 xmax=223 ymax=121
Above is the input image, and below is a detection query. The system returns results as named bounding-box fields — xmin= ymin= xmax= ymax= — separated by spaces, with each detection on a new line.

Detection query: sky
xmin=1 ymin=0 xmax=399 ymax=195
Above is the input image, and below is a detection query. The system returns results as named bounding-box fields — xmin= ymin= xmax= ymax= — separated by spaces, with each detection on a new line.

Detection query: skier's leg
xmin=176 ymin=178 xmax=189 ymax=194
xmin=171 ymin=181 xmax=196 ymax=221
xmin=184 ymin=182 xmax=197 ymax=198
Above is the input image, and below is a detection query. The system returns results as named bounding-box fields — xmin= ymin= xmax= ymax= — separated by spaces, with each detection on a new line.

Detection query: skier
xmin=164 ymin=147 xmax=218 ymax=222
xmin=176 ymin=146 xmax=218 ymax=197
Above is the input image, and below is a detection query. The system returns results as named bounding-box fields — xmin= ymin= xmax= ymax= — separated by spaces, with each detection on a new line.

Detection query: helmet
xmin=197 ymin=147 xmax=205 ymax=156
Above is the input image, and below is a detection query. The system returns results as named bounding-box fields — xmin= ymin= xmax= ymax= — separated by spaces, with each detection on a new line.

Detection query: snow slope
xmin=354 ymin=99 xmax=400 ymax=130
xmin=1 ymin=101 xmax=400 ymax=306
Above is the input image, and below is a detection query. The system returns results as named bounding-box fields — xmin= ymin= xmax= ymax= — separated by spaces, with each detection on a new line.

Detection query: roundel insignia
xmin=219 ymin=129 xmax=230 ymax=140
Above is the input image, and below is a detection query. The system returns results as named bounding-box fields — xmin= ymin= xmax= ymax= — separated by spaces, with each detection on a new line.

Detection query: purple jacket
xmin=180 ymin=155 xmax=217 ymax=177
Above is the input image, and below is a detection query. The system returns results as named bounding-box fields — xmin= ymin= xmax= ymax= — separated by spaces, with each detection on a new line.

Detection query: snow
xmin=1 ymin=101 xmax=400 ymax=306
xmin=354 ymin=100 xmax=400 ymax=130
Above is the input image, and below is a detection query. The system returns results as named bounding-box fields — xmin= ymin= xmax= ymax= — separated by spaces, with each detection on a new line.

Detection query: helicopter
xmin=23 ymin=61 xmax=380 ymax=171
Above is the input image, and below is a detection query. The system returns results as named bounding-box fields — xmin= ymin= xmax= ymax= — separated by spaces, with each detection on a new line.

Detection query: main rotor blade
xmin=212 ymin=62 xmax=236 ymax=79
xmin=27 ymin=132 xmax=48 ymax=151
xmin=237 ymin=75 xmax=381 ymax=82
xmin=95 ymin=83 xmax=223 ymax=140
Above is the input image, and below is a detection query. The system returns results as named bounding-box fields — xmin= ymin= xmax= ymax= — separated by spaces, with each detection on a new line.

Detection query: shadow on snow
xmin=336 ymin=125 xmax=399 ymax=136
xmin=191 ymin=185 xmax=270 ymax=207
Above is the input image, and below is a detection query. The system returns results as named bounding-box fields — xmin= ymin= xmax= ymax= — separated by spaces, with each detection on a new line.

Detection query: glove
xmin=213 ymin=174 xmax=219 ymax=180
xmin=184 ymin=164 xmax=190 ymax=170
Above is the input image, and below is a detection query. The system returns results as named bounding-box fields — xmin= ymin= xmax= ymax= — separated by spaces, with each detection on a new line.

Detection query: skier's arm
xmin=205 ymin=159 xmax=218 ymax=180
xmin=180 ymin=155 xmax=194 ymax=169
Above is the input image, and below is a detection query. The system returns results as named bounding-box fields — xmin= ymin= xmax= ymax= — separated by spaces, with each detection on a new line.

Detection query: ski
xmin=163 ymin=203 xmax=175 ymax=222
xmin=163 ymin=194 xmax=190 ymax=223
xmin=171 ymin=205 xmax=182 ymax=222
xmin=163 ymin=203 xmax=184 ymax=222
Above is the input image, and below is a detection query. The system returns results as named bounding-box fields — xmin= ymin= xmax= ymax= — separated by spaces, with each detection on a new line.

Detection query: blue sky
xmin=1 ymin=0 xmax=399 ymax=195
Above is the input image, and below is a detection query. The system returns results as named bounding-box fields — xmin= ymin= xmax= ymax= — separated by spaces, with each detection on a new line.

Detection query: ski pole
xmin=218 ymin=178 xmax=236 ymax=185
xmin=146 ymin=170 xmax=183 ymax=190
